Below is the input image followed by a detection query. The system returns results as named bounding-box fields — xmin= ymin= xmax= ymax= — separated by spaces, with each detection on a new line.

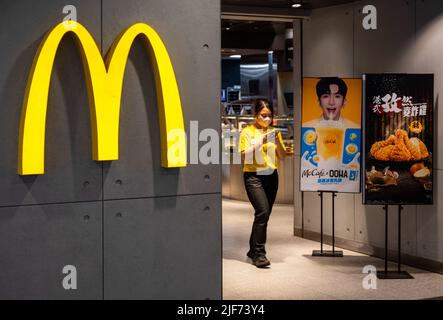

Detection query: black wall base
xmin=312 ymin=250 xmax=343 ymax=257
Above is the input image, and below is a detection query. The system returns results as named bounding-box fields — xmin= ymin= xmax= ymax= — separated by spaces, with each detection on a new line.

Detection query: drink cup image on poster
xmin=363 ymin=74 xmax=434 ymax=205
xmin=300 ymin=77 xmax=362 ymax=193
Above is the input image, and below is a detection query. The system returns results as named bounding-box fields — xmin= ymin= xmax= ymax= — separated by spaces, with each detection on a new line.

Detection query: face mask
xmin=260 ymin=116 xmax=272 ymax=127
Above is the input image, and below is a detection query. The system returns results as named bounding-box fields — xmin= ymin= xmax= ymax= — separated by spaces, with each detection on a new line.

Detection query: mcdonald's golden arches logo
xmin=19 ymin=20 xmax=187 ymax=175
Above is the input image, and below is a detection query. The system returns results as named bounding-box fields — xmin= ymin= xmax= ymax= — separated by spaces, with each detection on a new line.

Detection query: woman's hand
xmin=241 ymin=135 xmax=265 ymax=162
xmin=262 ymin=130 xmax=285 ymax=159
xmin=262 ymin=130 xmax=276 ymax=144
xmin=270 ymin=131 xmax=286 ymax=159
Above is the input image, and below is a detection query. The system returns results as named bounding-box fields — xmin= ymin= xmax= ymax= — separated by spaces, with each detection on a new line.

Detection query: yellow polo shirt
xmin=239 ymin=125 xmax=286 ymax=172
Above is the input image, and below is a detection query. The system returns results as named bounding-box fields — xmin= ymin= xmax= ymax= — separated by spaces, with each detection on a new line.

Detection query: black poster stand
xmin=312 ymin=191 xmax=343 ymax=257
xmin=377 ymin=205 xmax=414 ymax=279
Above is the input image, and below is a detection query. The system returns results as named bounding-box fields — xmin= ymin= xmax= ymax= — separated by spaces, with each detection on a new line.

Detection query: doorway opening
xmin=220 ymin=16 xmax=301 ymax=298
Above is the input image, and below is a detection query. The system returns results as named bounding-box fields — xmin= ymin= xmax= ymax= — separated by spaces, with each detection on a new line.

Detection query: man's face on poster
xmin=319 ymin=84 xmax=346 ymax=121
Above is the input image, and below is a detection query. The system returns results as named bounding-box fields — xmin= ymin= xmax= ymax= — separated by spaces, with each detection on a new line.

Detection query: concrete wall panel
xmin=104 ymin=194 xmax=221 ymax=300
xmin=0 ymin=202 xmax=102 ymax=299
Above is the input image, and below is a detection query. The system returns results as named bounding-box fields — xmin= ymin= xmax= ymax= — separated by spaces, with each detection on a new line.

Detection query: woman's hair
xmin=254 ymin=100 xmax=272 ymax=117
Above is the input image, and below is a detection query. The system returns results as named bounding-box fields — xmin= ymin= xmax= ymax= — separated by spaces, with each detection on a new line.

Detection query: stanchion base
xmin=312 ymin=250 xmax=343 ymax=257
xmin=377 ymin=271 xmax=414 ymax=279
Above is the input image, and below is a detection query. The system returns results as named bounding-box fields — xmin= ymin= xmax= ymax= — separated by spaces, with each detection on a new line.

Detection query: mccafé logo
xmin=324 ymin=134 xmax=337 ymax=145
xmin=19 ymin=20 xmax=186 ymax=175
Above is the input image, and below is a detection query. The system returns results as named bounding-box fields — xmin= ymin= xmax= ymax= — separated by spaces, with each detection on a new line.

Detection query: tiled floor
xmin=222 ymin=199 xmax=443 ymax=300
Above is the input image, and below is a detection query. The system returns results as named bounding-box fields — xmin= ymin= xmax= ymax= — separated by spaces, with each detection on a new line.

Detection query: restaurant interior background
xmin=221 ymin=19 xmax=295 ymax=204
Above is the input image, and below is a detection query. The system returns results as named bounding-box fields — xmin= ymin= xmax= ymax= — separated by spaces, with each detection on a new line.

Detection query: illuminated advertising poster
xmin=363 ymin=74 xmax=434 ymax=205
xmin=300 ymin=77 xmax=362 ymax=193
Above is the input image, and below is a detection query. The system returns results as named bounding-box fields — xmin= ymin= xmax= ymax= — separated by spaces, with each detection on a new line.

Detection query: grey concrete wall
xmin=0 ymin=0 xmax=221 ymax=299
xmin=298 ymin=0 xmax=443 ymax=267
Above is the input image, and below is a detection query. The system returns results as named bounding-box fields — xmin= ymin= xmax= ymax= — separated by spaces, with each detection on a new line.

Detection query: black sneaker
xmin=246 ymin=251 xmax=255 ymax=259
xmin=252 ymin=256 xmax=271 ymax=268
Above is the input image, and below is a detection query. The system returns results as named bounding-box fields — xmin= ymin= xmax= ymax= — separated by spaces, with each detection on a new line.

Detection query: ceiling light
xmin=292 ymin=3 xmax=302 ymax=8
xmin=229 ymin=55 xmax=241 ymax=59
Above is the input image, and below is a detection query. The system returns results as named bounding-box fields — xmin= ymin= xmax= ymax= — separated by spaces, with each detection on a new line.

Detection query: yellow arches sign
xmin=18 ymin=21 xmax=187 ymax=175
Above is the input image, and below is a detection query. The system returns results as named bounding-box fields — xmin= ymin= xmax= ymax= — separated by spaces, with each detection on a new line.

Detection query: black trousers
xmin=243 ymin=170 xmax=279 ymax=258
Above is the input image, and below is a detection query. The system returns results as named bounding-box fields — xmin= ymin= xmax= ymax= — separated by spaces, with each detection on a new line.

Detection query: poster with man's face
xmin=300 ymin=77 xmax=362 ymax=193
xmin=363 ymin=74 xmax=434 ymax=205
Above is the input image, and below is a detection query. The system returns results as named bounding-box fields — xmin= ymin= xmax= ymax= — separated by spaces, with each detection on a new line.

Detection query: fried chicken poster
xmin=363 ymin=74 xmax=434 ymax=205
xmin=300 ymin=77 xmax=362 ymax=193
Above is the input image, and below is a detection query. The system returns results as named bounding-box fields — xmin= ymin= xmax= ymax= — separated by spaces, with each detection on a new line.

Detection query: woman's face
xmin=256 ymin=107 xmax=273 ymax=128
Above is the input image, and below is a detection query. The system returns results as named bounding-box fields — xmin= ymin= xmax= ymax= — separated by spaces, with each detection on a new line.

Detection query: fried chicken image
xmin=390 ymin=129 xmax=412 ymax=161
xmin=370 ymin=129 xmax=429 ymax=162
xmin=373 ymin=145 xmax=395 ymax=161
xmin=390 ymin=142 xmax=411 ymax=162
xmin=409 ymin=137 xmax=430 ymax=160
xmin=370 ymin=135 xmax=396 ymax=157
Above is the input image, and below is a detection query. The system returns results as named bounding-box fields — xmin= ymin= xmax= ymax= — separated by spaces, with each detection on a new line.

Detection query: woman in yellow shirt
xmin=239 ymin=100 xmax=286 ymax=268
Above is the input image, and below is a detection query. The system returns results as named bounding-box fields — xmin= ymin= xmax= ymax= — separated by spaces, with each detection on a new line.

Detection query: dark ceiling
xmin=221 ymin=21 xmax=279 ymax=53
xmin=221 ymin=0 xmax=356 ymax=10
xmin=222 ymin=20 xmax=289 ymax=33
xmin=221 ymin=0 xmax=358 ymax=54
